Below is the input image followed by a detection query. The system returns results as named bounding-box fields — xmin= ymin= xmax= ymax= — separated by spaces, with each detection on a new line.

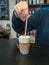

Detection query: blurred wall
xmin=0 ymin=0 xmax=16 ymax=39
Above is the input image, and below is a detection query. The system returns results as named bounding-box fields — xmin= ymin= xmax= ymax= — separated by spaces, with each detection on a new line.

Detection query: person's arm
xmin=12 ymin=10 xmax=40 ymax=34
xmin=12 ymin=12 xmax=25 ymax=34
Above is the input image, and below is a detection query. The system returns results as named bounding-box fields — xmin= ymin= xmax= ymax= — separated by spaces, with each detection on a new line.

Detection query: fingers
xmin=13 ymin=1 xmax=29 ymax=21
xmin=14 ymin=1 xmax=28 ymax=13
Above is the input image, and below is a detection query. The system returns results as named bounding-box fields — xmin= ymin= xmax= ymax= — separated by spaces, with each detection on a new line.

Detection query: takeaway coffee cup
xmin=16 ymin=35 xmax=31 ymax=55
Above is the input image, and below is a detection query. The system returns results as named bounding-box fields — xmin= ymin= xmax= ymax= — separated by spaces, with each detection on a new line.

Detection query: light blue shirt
xmin=42 ymin=7 xmax=49 ymax=10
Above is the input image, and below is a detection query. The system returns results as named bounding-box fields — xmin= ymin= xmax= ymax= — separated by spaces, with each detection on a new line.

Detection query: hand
xmin=14 ymin=1 xmax=29 ymax=21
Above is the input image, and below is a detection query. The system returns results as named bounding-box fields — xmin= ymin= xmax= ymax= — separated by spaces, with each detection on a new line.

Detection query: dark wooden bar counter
xmin=0 ymin=38 xmax=49 ymax=65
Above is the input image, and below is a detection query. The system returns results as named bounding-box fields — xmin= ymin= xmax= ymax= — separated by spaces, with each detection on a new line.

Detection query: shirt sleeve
xmin=12 ymin=12 xmax=25 ymax=34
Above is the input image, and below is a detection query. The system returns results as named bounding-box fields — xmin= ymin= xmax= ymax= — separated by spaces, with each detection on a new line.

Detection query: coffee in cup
xmin=17 ymin=35 xmax=31 ymax=55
